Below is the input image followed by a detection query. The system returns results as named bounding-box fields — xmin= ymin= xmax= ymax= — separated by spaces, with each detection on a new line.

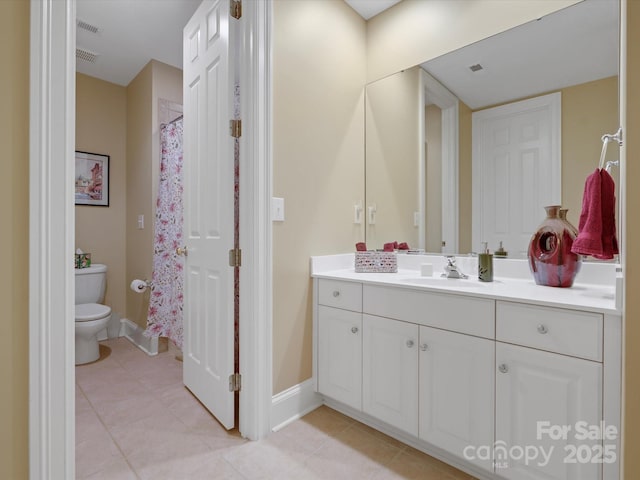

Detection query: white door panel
xmin=183 ymin=0 xmax=235 ymax=430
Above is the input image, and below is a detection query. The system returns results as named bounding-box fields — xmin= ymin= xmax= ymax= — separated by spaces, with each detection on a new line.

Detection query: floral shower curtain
xmin=144 ymin=118 xmax=184 ymax=349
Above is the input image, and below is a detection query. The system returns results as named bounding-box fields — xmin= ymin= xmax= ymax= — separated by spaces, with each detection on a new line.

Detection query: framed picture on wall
xmin=75 ymin=151 xmax=110 ymax=206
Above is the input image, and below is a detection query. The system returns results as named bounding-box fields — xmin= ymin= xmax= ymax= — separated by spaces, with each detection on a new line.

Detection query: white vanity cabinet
xmin=495 ymin=342 xmax=602 ymax=480
xmin=317 ymin=305 xmax=362 ymax=410
xmin=362 ymin=314 xmax=419 ymax=435
xmin=495 ymin=301 xmax=604 ymax=480
xmin=313 ymin=270 xmax=620 ymax=480
xmin=316 ymin=280 xmax=363 ymax=411
xmin=419 ymin=325 xmax=495 ymax=472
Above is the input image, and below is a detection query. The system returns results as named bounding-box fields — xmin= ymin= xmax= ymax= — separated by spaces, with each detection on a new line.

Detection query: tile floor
xmin=76 ymin=337 xmax=477 ymax=479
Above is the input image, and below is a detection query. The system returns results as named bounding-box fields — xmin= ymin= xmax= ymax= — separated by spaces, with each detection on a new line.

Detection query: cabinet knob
xmin=498 ymin=363 xmax=509 ymax=374
xmin=420 ymin=343 xmax=428 ymax=351
xmin=406 ymin=340 xmax=415 ymax=348
xmin=176 ymin=246 xmax=188 ymax=256
xmin=332 ymin=290 xmax=340 ymax=297
xmin=537 ymin=324 xmax=548 ymax=334
xmin=351 ymin=326 xmax=359 ymax=334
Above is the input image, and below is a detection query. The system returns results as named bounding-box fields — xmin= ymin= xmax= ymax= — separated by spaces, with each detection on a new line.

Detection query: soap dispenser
xmin=478 ymin=242 xmax=493 ymax=282
xmin=494 ymin=241 xmax=508 ymax=258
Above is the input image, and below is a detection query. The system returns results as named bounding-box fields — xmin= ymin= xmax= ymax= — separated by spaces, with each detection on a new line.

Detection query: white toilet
xmin=75 ymin=264 xmax=112 ymax=365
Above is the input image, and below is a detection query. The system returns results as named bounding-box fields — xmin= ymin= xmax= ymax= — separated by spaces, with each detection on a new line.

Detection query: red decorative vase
xmin=528 ymin=205 xmax=582 ymax=288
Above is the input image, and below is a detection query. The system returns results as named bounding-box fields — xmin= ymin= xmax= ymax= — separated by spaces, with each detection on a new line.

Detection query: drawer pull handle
xmin=420 ymin=343 xmax=428 ymax=351
xmin=332 ymin=291 xmax=340 ymax=297
xmin=499 ymin=363 xmax=509 ymax=374
xmin=351 ymin=326 xmax=359 ymax=334
xmin=537 ymin=324 xmax=548 ymax=334
xmin=406 ymin=340 xmax=415 ymax=348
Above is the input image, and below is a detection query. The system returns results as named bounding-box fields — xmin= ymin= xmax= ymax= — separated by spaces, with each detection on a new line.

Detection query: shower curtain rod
xmin=161 ymin=114 xmax=184 ymax=127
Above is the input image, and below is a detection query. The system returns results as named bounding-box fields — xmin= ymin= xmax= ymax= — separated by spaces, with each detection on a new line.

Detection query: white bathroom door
xmin=472 ymin=92 xmax=561 ymax=257
xmin=182 ymin=0 xmax=236 ymax=430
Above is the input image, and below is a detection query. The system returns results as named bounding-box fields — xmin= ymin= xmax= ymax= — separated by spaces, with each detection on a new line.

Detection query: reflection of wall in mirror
xmin=365 ymin=67 xmax=421 ymax=250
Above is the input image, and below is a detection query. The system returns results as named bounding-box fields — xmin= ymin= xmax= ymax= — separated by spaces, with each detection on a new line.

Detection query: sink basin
xmin=399 ymin=276 xmax=486 ymax=288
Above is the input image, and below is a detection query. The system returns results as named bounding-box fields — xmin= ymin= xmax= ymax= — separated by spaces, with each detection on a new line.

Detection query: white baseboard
xmin=271 ymin=379 xmax=322 ymax=432
xmin=118 ymin=318 xmax=161 ymax=356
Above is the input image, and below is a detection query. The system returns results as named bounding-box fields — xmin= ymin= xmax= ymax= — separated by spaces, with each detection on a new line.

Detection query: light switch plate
xmin=137 ymin=214 xmax=144 ymax=229
xmin=272 ymin=197 xmax=285 ymax=222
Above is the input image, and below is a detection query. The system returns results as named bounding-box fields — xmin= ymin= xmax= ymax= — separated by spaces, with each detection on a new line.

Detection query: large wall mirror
xmin=364 ymin=0 xmax=619 ymax=257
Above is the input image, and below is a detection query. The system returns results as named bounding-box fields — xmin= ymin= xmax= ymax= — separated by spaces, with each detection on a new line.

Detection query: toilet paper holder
xmin=130 ymin=279 xmax=153 ymax=293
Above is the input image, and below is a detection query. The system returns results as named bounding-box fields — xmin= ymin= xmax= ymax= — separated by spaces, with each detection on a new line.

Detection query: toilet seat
xmin=75 ymin=303 xmax=111 ymax=322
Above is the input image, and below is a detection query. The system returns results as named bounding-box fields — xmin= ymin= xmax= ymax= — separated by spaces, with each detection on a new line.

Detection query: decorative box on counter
xmin=354 ymin=251 xmax=397 ymax=273
xmin=75 ymin=253 xmax=92 ymax=269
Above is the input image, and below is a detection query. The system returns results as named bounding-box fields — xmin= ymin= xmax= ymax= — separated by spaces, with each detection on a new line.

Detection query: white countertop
xmin=311 ymin=254 xmax=620 ymax=315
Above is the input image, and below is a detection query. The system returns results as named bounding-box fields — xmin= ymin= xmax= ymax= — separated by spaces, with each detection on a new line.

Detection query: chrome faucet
xmin=441 ymin=256 xmax=468 ymax=279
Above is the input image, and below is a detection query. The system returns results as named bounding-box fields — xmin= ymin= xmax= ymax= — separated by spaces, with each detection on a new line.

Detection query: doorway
xmin=29 ymin=1 xmax=273 ymax=477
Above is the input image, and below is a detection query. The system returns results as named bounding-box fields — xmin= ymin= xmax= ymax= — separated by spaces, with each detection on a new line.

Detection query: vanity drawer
xmin=363 ymin=285 xmax=494 ymax=339
xmin=496 ymin=302 xmax=603 ymax=361
xmin=318 ymin=279 xmax=362 ymax=312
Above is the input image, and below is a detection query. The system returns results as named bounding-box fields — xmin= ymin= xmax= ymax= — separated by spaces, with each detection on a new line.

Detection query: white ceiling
xmin=76 ymin=0 xmax=618 ymax=106
xmin=344 ymin=0 xmax=402 ymax=20
xmin=420 ymin=0 xmax=619 ymax=110
xmin=76 ymin=0 xmax=201 ymax=86
xmin=77 ymin=0 xmax=400 ymax=86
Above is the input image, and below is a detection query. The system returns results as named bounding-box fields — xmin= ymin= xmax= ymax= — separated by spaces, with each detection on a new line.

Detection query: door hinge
xmin=229 ymin=373 xmax=241 ymax=392
xmin=231 ymin=0 xmax=242 ymax=20
xmin=230 ymin=119 xmax=242 ymax=138
xmin=229 ymin=248 xmax=242 ymax=267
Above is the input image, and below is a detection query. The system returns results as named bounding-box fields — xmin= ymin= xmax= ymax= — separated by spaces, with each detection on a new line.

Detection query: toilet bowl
xmin=75 ymin=303 xmax=111 ymax=365
xmin=75 ymin=264 xmax=112 ymax=365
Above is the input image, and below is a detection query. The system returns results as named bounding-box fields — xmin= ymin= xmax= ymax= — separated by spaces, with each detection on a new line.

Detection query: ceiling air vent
xmin=76 ymin=48 xmax=99 ymax=63
xmin=77 ymin=19 xmax=100 ymax=34
xmin=469 ymin=64 xmax=484 ymax=73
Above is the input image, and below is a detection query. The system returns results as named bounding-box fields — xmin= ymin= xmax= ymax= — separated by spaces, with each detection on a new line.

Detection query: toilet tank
xmin=75 ymin=264 xmax=107 ymax=305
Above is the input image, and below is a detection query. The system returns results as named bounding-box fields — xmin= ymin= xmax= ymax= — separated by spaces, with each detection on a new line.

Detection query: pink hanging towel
xmin=598 ymin=169 xmax=619 ymax=259
xmin=571 ymin=169 xmax=619 ymax=260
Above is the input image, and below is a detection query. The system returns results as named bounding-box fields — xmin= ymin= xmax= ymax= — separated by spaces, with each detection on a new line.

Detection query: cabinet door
xmin=363 ymin=314 xmax=419 ymax=436
xmin=419 ymin=326 xmax=494 ymax=472
xmin=317 ymin=305 xmax=362 ymax=410
xmin=496 ymin=343 xmax=602 ymax=480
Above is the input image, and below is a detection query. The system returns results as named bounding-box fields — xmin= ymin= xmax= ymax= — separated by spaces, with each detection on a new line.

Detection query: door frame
xmin=28 ymin=0 xmax=273 ymax=478
xmin=422 ymin=70 xmax=459 ymax=254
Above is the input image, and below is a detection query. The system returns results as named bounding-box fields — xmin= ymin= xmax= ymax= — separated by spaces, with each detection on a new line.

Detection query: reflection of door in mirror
xmin=472 ymin=93 xmax=562 ymax=258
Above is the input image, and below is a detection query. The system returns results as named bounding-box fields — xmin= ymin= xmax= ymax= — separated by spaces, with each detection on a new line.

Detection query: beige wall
xmin=624 ymin=1 xmax=640 ymax=476
xmin=0 ymin=1 xmax=29 ymax=477
xmin=366 ymin=0 xmax=580 ymax=83
xmin=272 ymin=0 xmax=366 ymax=394
xmin=126 ymin=62 xmax=154 ymax=328
xmin=365 ymin=67 xmax=421 ymax=250
xmin=561 ymin=77 xmax=619 ymax=228
xmin=76 ymin=74 xmax=128 ymax=319
xmin=125 ymin=60 xmax=182 ymax=330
